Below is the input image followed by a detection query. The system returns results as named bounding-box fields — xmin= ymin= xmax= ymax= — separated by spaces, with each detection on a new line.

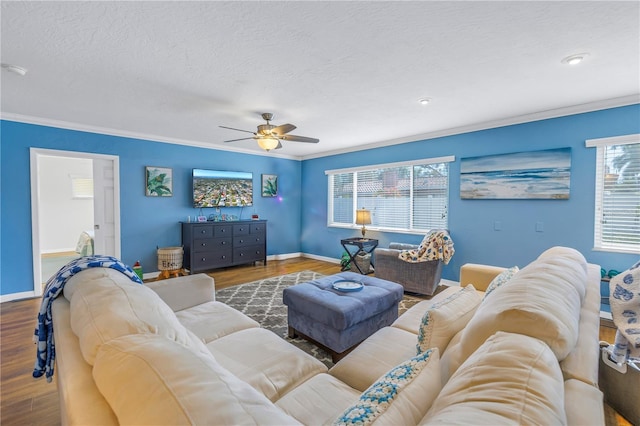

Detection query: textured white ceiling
xmin=1 ymin=1 xmax=639 ymax=159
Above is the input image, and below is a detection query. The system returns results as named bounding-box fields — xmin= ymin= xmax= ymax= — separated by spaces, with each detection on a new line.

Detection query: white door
xmin=30 ymin=148 xmax=120 ymax=297
xmin=92 ymin=158 xmax=119 ymax=257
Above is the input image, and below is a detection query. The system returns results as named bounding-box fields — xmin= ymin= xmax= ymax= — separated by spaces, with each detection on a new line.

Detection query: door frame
xmin=30 ymin=148 xmax=121 ymax=296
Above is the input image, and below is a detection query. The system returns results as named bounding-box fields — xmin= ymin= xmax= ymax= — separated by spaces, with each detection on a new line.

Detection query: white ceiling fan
xmin=220 ymin=113 xmax=319 ymax=151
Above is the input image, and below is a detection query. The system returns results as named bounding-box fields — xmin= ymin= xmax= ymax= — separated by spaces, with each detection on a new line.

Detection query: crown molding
xmin=0 ymin=113 xmax=302 ymax=161
xmin=3 ymin=94 xmax=638 ymax=162
xmin=301 ymin=95 xmax=640 ymax=160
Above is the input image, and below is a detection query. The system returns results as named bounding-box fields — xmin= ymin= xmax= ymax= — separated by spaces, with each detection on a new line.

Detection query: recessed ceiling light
xmin=561 ymin=53 xmax=589 ymax=66
xmin=1 ymin=63 xmax=28 ymax=76
xmin=418 ymin=98 xmax=432 ymax=105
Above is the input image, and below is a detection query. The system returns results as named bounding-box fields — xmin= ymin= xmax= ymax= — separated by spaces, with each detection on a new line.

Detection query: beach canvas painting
xmin=460 ymin=148 xmax=571 ymax=199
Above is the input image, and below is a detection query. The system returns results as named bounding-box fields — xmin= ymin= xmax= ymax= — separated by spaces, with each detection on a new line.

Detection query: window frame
xmin=325 ymin=156 xmax=454 ymax=235
xmin=586 ymin=134 xmax=640 ymax=254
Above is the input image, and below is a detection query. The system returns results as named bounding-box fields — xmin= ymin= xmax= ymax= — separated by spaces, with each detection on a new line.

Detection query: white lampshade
xmin=355 ymin=208 xmax=371 ymax=238
xmin=355 ymin=208 xmax=371 ymax=225
xmin=257 ymin=137 xmax=279 ymax=151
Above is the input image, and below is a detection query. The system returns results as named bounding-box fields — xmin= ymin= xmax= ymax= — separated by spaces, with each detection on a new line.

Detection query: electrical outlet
xmin=493 ymin=221 xmax=502 ymax=231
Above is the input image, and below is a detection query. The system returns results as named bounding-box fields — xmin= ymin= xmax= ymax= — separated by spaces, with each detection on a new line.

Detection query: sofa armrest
xmin=459 ymin=263 xmax=506 ymax=292
xmin=145 ymin=274 xmax=215 ymax=312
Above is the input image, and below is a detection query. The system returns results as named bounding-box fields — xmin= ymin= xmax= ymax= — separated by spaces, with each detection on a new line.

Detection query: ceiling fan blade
xmin=219 ymin=125 xmax=256 ymax=135
xmin=224 ymin=137 xmax=254 ymax=143
xmin=281 ymin=134 xmax=319 ymax=143
xmin=272 ymin=123 xmax=296 ymax=136
xmin=274 ymin=141 xmax=283 ymax=150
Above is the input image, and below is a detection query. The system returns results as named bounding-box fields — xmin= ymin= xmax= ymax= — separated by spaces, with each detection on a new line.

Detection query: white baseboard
xmin=1 ymin=291 xmax=37 ymax=303
xmin=300 ymin=252 xmax=341 ymax=264
xmin=268 ymin=252 xmax=303 ymax=261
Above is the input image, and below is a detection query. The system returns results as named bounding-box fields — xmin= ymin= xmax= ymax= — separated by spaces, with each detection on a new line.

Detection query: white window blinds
xmin=326 ymin=156 xmax=453 ymax=233
xmin=70 ymin=175 xmax=94 ymax=199
xmin=586 ymin=134 xmax=640 ymax=254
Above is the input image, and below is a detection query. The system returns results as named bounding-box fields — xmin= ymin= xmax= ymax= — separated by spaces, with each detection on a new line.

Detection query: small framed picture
xmin=145 ymin=166 xmax=173 ymax=197
xmin=261 ymin=174 xmax=278 ymax=197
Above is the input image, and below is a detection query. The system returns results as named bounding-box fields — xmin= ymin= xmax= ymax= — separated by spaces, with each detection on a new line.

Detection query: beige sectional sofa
xmin=51 ymin=246 xmax=604 ymax=425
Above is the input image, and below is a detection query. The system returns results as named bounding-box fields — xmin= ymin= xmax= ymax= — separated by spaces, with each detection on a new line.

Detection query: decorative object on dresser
xmin=182 ymin=220 xmax=266 ymax=273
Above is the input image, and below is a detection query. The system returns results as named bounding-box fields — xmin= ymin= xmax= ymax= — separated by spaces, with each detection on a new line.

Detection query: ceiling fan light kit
xmin=220 ymin=112 xmax=319 ymax=151
xmin=257 ymin=137 xmax=280 ymax=151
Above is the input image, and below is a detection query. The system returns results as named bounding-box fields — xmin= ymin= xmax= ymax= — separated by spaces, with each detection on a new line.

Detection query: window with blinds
xmin=586 ymin=134 xmax=640 ymax=254
xmin=326 ymin=156 xmax=453 ymax=234
xmin=70 ymin=175 xmax=94 ymax=199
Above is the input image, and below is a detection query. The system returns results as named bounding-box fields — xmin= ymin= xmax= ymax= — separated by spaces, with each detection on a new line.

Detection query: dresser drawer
xmin=234 ymin=234 xmax=264 ymax=247
xmin=213 ymin=225 xmax=232 ymax=237
xmin=193 ymin=237 xmax=232 ymax=253
xmin=192 ymin=249 xmax=232 ymax=269
xmin=233 ymin=245 xmax=265 ymax=263
xmin=233 ymin=223 xmax=250 ymax=236
xmin=250 ymin=223 xmax=266 ymax=234
xmin=192 ymin=225 xmax=213 ymax=238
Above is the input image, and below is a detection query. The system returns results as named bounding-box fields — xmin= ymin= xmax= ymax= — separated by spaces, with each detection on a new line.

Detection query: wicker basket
xmin=354 ymin=253 xmax=371 ymax=274
xmin=157 ymin=246 xmax=183 ymax=271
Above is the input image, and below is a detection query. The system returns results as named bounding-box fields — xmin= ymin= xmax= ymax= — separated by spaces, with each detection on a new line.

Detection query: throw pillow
xmin=483 ymin=266 xmax=519 ymax=300
xmin=334 ymin=348 xmax=441 ymax=426
xmin=416 ymin=284 xmax=481 ymax=355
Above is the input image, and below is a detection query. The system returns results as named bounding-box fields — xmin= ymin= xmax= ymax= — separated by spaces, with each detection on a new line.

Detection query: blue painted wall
xmin=301 ymin=104 xmax=640 ymax=281
xmin=0 ymin=121 xmax=302 ymax=295
xmin=2 ymin=104 xmax=639 ymax=296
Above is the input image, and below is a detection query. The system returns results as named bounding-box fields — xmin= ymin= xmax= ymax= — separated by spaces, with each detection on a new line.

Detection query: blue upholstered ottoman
xmin=283 ymin=272 xmax=404 ymax=361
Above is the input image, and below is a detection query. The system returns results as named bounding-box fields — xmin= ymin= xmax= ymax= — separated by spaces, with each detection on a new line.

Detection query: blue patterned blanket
xmin=609 ymin=259 xmax=640 ymax=364
xmin=33 ymin=255 xmax=142 ymax=382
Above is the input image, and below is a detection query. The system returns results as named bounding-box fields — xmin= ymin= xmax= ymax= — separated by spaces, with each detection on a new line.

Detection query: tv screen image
xmin=193 ymin=169 xmax=253 ymax=207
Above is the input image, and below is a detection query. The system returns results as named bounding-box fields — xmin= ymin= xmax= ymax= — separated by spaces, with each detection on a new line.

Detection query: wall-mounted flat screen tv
xmin=193 ymin=169 xmax=253 ymax=207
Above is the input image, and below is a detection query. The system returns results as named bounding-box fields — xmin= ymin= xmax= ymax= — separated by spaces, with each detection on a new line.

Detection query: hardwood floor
xmin=0 ymin=257 xmax=631 ymax=425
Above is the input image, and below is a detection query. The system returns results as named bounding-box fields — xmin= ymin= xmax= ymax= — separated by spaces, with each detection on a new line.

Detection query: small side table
xmin=341 ymin=238 xmax=379 ymax=274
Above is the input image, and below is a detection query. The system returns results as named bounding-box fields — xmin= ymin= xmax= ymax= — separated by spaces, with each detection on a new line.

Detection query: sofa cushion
xmin=334 ymin=348 xmax=441 ymax=425
xmin=423 ymin=332 xmax=566 ymax=425
xmin=93 ymin=333 xmax=300 ymax=425
xmin=459 ymin=246 xmax=586 ymax=361
xmin=206 ymin=327 xmax=327 ymax=402
xmin=564 ymin=379 xmax=605 ymax=426
xmin=275 ymin=373 xmax=361 ymax=425
xmin=560 ymin=263 xmax=602 ymax=385
xmin=416 ymin=284 xmax=481 ymax=355
xmin=67 ymin=269 xmax=208 ymax=365
xmin=391 ymin=286 xmax=461 ymax=335
xmin=175 ymin=300 xmax=259 ymax=343
xmin=482 ymin=265 xmax=519 ymax=299
xmin=329 ymin=327 xmax=418 ymax=392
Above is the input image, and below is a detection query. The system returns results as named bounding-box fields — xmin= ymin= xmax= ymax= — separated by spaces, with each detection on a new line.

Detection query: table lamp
xmin=355 ymin=208 xmax=372 ymax=238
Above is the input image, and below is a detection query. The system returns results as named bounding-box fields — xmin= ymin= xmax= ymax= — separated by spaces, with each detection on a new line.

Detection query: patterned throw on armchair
xmin=374 ymin=230 xmax=454 ymax=296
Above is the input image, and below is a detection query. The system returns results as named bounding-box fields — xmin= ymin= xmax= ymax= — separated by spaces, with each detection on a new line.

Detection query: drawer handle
xmin=201 ymin=243 xmax=206 ymax=247
xmin=239 ymin=239 xmax=244 ymax=243
xmin=221 ymin=255 xmax=226 ymax=259
xmin=239 ymin=253 xmax=244 ymax=257
xmin=201 ymin=230 xmax=207 ymax=234
xmin=221 ymin=241 xmax=226 ymax=245
xmin=239 ymin=227 xmax=244 ymax=231
xmin=201 ymin=257 xmax=206 ymax=261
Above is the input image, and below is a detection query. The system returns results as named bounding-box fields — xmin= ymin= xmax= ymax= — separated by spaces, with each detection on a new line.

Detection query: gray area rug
xmin=215 ymin=271 xmax=424 ymax=367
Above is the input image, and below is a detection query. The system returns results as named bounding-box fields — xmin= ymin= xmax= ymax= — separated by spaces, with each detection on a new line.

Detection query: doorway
xmin=30 ymin=148 xmax=120 ymax=296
